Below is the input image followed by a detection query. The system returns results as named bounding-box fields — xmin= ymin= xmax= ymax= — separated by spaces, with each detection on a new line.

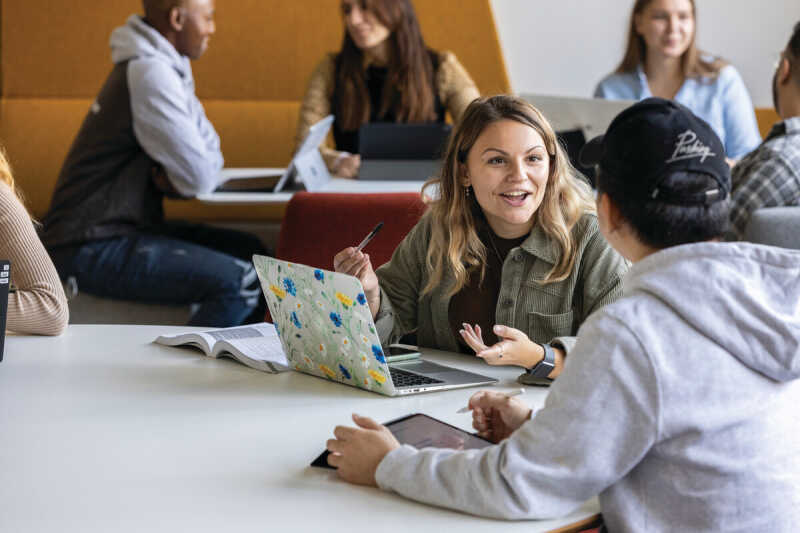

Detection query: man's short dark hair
xmin=597 ymin=169 xmax=731 ymax=248
xmin=142 ymin=0 xmax=184 ymax=18
xmin=789 ymin=21 xmax=800 ymax=79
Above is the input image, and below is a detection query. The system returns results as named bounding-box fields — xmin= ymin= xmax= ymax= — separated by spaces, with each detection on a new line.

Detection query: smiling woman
xmin=594 ymin=0 xmax=761 ymax=160
xmin=332 ymin=96 xmax=629 ymax=384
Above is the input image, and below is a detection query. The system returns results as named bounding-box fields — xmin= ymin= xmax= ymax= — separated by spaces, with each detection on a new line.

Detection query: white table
xmin=197 ymin=177 xmax=426 ymax=204
xmin=0 ymin=325 xmax=599 ymax=533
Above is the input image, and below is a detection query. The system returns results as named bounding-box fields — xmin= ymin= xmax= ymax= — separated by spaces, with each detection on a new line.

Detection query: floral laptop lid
xmin=253 ymin=255 xmax=396 ymax=395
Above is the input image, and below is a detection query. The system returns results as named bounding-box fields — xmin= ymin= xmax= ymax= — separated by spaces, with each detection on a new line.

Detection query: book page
xmin=154 ymin=331 xmax=214 ymax=354
xmin=210 ymin=324 xmax=289 ymax=373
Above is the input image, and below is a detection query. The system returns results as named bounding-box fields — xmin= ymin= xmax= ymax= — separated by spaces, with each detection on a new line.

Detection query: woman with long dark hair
xmin=595 ymin=0 xmax=760 ymax=160
xmin=296 ymin=0 xmax=479 ymax=178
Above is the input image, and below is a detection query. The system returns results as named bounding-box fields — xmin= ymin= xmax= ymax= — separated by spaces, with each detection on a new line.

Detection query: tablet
xmin=312 ymin=413 xmax=492 ymax=468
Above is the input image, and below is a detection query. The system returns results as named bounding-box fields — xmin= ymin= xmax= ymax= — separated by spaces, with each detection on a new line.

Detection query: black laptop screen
xmin=0 ymin=260 xmax=10 ymax=362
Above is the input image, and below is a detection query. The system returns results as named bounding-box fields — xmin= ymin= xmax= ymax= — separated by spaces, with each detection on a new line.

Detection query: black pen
xmin=356 ymin=222 xmax=384 ymax=252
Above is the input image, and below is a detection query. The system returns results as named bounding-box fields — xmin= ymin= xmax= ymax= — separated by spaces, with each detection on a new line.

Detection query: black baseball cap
xmin=579 ymin=97 xmax=731 ymax=205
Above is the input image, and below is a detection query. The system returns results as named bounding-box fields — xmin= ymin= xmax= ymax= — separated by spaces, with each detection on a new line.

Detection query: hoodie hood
xmin=625 ymin=241 xmax=800 ymax=382
xmin=110 ymin=15 xmax=190 ymax=80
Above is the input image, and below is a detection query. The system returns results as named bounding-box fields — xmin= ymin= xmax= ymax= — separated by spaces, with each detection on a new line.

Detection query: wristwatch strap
xmin=528 ymin=343 xmax=556 ymax=378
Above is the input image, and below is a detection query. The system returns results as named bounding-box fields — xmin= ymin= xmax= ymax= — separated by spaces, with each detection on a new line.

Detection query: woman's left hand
xmin=464 ymin=324 xmax=544 ymax=368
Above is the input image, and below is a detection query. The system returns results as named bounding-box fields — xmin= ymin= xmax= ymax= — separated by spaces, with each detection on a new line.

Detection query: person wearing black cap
xmin=323 ymin=98 xmax=800 ymax=532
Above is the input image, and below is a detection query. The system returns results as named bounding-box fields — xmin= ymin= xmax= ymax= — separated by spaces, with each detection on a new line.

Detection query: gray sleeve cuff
xmin=375 ymin=445 xmax=419 ymax=491
xmin=550 ymin=336 xmax=576 ymax=355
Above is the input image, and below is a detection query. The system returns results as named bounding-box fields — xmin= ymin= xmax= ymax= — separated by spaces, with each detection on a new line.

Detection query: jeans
xmin=49 ymin=222 xmax=269 ymax=327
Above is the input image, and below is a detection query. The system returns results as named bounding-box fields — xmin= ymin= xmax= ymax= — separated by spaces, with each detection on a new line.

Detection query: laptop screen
xmin=358 ymin=123 xmax=451 ymax=160
xmin=0 ymin=260 xmax=10 ymax=362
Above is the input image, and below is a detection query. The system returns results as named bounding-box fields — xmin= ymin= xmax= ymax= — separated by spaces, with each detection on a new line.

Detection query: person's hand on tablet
xmin=327 ymin=414 xmax=400 ymax=486
xmin=469 ymin=391 xmax=532 ymax=443
xmin=333 ymin=247 xmax=380 ymax=318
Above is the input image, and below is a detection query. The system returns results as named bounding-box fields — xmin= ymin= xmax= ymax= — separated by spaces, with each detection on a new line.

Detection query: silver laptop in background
xmin=252 ymin=255 xmax=497 ymax=396
xmin=216 ymin=115 xmax=334 ymax=192
xmin=520 ymin=93 xmax=636 ymax=138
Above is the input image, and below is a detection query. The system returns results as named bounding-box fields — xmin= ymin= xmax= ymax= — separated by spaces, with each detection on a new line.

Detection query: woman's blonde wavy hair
xmin=0 ymin=145 xmax=22 ymax=203
xmin=420 ymin=95 xmax=595 ymax=297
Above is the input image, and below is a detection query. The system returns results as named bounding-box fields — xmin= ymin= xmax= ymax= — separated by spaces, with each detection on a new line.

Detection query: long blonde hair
xmin=616 ymin=0 xmax=724 ymax=79
xmin=420 ymin=95 xmax=595 ymax=297
xmin=0 ymin=146 xmax=23 ymax=203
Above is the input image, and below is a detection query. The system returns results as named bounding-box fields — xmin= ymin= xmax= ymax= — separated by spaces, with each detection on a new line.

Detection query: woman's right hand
xmin=332 ymin=154 xmax=361 ymax=179
xmin=468 ymin=390 xmax=532 ymax=443
xmin=333 ymin=247 xmax=380 ymax=317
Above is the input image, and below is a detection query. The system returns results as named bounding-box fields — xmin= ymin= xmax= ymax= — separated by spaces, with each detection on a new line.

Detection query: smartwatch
xmin=527 ymin=343 xmax=555 ymax=378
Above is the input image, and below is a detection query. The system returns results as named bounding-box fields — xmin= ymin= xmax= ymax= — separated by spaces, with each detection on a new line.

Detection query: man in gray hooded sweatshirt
xmin=42 ymin=0 xmax=266 ymax=327
xmin=325 ymin=98 xmax=800 ymax=532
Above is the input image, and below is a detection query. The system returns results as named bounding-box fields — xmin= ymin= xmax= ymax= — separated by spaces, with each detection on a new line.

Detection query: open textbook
xmin=155 ymin=323 xmax=289 ymax=373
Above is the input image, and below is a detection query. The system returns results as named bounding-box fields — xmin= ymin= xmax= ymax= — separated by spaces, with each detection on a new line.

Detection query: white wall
xmin=490 ymin=0 xmax=800 ymax=107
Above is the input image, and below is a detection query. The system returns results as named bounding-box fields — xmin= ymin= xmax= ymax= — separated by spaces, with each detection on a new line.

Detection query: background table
xmin=0 ymin=325 xmax=599 ymax=532
xmin=197 ymin=177 xmax=426 ymax=205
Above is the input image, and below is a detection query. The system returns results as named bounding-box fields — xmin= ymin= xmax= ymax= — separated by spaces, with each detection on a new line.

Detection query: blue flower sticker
xmin=329 ymin=312 xmax=343 ymax=327
xmin=356 ymin=293 xmax=367 ymax=305
xmin=372 ymin=344 xmax=386 ymax=364
xmin=339 ymin=364 xmax=351 ymax=380
xmin=283 ymin=277 xmax=297 ymax=296
xmin=290 ymin=312 xmax=302 ymax=329
xmin=314 ymin=269 xmax=325 ymax=282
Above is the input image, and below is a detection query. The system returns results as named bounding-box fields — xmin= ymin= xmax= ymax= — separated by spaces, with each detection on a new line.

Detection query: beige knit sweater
xmin=0 ymin=182 xmax=68 ymax=335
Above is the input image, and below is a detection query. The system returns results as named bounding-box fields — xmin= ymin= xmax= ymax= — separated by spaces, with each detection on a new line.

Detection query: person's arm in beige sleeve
xmin=0 ymin=184 xmax=69 ymax=335
xmin=295 ymin=54 xmax=346 ymax=171
xmin=436 ymin=51 xmax=480 ymax=122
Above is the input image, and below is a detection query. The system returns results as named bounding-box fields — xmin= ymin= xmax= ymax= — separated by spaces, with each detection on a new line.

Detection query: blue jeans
xmin=50 ymin=222 xmax=268 ymax=327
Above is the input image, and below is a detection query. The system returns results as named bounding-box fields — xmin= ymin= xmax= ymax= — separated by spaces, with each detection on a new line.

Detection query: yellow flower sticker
xmin=335 ymin=292 xmax=354 ymax=307
xmin=368 ymin=369 xmax=386 ymax=384
xmin=269 ymin=284 xmax=286 ymax=300
xmin=320 ymin=364 xmax=336 ymax=379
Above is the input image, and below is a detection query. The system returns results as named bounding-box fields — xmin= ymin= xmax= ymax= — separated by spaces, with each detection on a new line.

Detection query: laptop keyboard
xmin=389 ymin=366 xmax=444 ymax=387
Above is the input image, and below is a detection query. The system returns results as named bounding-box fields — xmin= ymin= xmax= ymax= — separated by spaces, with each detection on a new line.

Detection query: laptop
xmin=0 ymin=260 xmax=9 ymax=362
xmin=216 ymin=115 xmax=334 ymax=193
xmin=357 ymin=122 xmax=451 ymax=181
xmin=520 ymin=93 xmax=635 ymax=139
xmin=252 ymin=255 xmax=497 ymax=396
xmin=520 ymin=94 xmax=636 ymax=185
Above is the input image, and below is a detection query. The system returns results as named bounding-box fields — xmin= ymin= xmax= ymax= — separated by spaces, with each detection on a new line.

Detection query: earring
xmin=465 ymin=186 xmax=471 ymax=197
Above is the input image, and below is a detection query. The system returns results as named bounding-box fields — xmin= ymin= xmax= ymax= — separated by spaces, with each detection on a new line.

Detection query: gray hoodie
xmin=376 ymin=242 xmax=800 ymax=532
xmin=42 ymin=15 xmax=223 ymax=247
xmin=111 ymin=14 xmax=223 ymax=196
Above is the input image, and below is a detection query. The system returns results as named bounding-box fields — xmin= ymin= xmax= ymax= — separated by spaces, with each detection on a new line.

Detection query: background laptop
xmin=252 ymin=255 xmax=496 ymax=396
xmin=357 ymin=122 xmax=451 ymax=181
xmin=216 ymin=115 xmax=334 ymax=193
xmin=0 ymin=260 xmax=10 ymax=362
xmin=521 ymin=94 xmax=635 ymax=185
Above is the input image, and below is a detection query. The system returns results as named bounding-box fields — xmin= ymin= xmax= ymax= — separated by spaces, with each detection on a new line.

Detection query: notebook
xmin=252 ymin=255 xmax=497 ymax=396
xmin=0 ymin=260 xmax=10 ymax=362
xmin=216 ymin=115 xmax=334 ymax=193
xmin=357 ymin=122 xmax=451 ymax=181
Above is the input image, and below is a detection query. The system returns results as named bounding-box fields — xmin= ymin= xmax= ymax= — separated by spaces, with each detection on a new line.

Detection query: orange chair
xmin=275 ymin=192 xmax=427 ymax=271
